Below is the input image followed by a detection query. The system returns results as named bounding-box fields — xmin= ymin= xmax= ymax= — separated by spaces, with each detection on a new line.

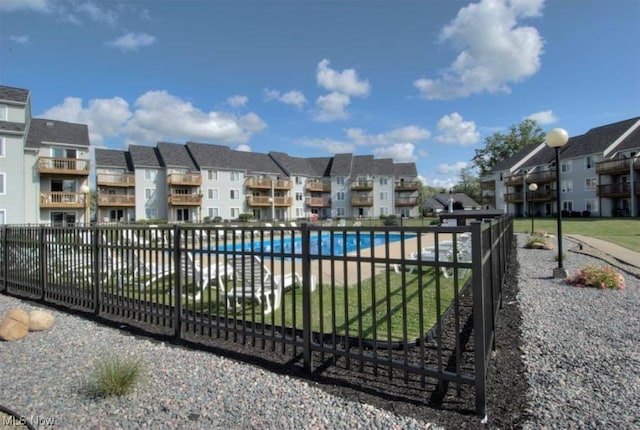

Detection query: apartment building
xmin=0 ymin=85 xmax=90 ymax=225
xmin=481 ymin=117 xmax=640 ymax=218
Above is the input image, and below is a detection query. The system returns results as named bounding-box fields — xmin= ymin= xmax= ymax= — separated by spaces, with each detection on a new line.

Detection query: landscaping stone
xmin=29 ymin=310 xmax=55 ymax=332
xmin=0 ymin=308 xmax=30 ymax=341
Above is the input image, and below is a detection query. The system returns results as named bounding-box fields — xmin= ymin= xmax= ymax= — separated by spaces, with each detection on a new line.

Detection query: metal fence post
xmin=301 ymin=222 xmax=312 ymax=371
xmin=471 ymin=221 xmax=487 ymax=418
xmin=0 ymin=225 xmax=5 ymax=292
xmin=173 ymin=224 xmax=182 ymax=340
xmin=92 ymin=226 xmax=100 ymax=315
xmin=38 ymin=226 xmax=46 ymax=301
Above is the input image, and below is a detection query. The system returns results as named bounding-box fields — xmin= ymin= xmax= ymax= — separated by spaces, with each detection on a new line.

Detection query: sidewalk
xmin=566 ymin=234 xmax=640 ymax=270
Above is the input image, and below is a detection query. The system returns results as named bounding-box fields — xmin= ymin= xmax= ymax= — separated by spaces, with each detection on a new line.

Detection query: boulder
xmin=29 ymin=310 xmax=55 ymax=331
xmin=0 ymin=308 xmax=30 ymax=341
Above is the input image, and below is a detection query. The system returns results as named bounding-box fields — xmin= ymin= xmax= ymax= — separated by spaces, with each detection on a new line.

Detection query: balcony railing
xmin=505 ymin=190 xmax=556 ymax=203
xmin=168 ymin=193 xmax=203 ymax=206
xmin=482 ymin=195 xmax=495 ymax=205
xmin=596 ymin=159 xmax=631 ymax=175
xmin=394 ymin=180 xmax=420 ymax=191
xmin=597 ymin=183 xmax=631 ymax=198
xmin=167 ymin=173 xmax=202 ymax=186
xmin=38 ymin=157 xmax=90 ymax=175
xmin=480 ymin=180 xmax=496 ymax=190
xmin=525 ymin=170 xmax=556 ymax=184
xmin=246 ymin=195 xmax=293 ymax=207
xmin=504 ymin=173 xmax=525 ymax=186
xmin=40 ymin=192 xmax=86 ymax=208
xmin=305 ymin=180 xmax=331 ymax=192
xmin=305 ymin=197 xmax=331 ymax=207
xmin=97 ymin=194 xmax=135 ymax=207
xmin=245 ymin=177 xmax=293 ymax=190
xmin=351 ymin=195 xmax=373 ymax=206
xmin=97 ymin=173 xmax=135 ymax=187
xmin=350 ymin=180 xmax=374 ymax=191
xmin=394 ymin=197 xmax=418 ymax=207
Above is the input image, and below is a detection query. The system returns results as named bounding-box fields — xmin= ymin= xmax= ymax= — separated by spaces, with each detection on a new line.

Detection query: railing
xmin=526 ymin=190 xmax=555 ymax=202
xmin=0 ymin=218 xmax=514 ymax=418
xmin=525 ymin=170 xmax=556 ymax=184
xmin=167 ymin=173 xmax=202 ymax=186
xmin=97 ymin=194 xmax=135 ymax=206
xmin=305 ymin=180 xmax=331 ymax=192
xmin=245 ymin=177 xmax=293 ymax=190
xmin=503 ymin=173 xmax=524 ymax=186
xmin=350 ymin=180 xmax=374 ymax=190
xmin=246 ymin=195 xmax=293 ymax=207
xmin=305 ymin=197 xmax=331 ymax=207
xmin=596 ymin=183 xmax=631 ymax=197
xmin=97 ymin=173 xmax=135 ymax=187
xmin=394 ymin=180 xmax=420 ymax=191
xmin=351 ymin=195 xmax=373 ymax=206
xmin=38 ymin=157 xmax=90 ymax=175
xmin=480 ymin=180 xmax=496 ymax=190
xmin=167 ymin=194 xmax=202 ymax=205
xmin=596 ymin=159 xmax=631 ymax=175
xmin=482 ymin=195 xmax=495 ymax=205
xmin=394 ymin=197 xmax=418 ymax=206
xmin=39 ymin=192 xmax=86 ymax=208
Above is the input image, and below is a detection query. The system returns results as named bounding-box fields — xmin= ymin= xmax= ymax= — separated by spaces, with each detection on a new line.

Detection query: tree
xmin=451 ymin=167 xmax=481 ymax=203
xmin=472 ymin=119 xmax=545 ymax=175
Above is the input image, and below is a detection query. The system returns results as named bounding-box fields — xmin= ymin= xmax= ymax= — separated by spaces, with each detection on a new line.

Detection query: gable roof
xmin=185 ymin=141 xmax=285 ymax=175
xmin=614 ymin=124 xmax=640 ymax=153
xmin=129 ymin=145 xmax=163 ymax=168
xmin=95 ymin=148 xmax=133 ymax=171
xmin=157 ymin=141 xmax=199 ymax=171
xmin=560 ymin=117 xmax=640 ymax=159
xmin=25 ymin=118 xmax=90 ymax=149
xmin=330 ymin=153 xmax=353 ymax=176
xmin=394 ymin=162 xmax=417 ymax=178
xmin=0 ymin=85 xmax=29 ymax=104
xmin=269 ymin=152 xmax=319 ymax=176
xmin=424 ymin=193 xmax=480 ymax=210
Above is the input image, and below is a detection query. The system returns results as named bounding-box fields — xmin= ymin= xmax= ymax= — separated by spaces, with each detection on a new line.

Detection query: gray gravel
xmin=517 ymin=234 xmax=640 ymax=429
xmin=1 ymin=235 xmax=639 ymax=429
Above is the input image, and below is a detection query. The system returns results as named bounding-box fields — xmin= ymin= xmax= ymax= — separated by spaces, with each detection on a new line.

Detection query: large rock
xmin=29 ymin=310 xmax=55 ymax=331
xmin=0 ymin=308 xmax=30 ymax=341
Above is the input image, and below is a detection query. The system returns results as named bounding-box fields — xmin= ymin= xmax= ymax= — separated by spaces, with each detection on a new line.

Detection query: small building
xmin=423 ymin=193 xmax=481 ymax=214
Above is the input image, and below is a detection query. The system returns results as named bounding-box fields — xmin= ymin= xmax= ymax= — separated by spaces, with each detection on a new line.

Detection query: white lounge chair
xmin=182 ymin=252 xmax=234 ymax=301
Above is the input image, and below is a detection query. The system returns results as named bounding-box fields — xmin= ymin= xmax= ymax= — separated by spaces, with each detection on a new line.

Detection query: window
xmin=585 ymin=199 xmax=598 ymax=212
xmin=562 ymin=201 xmax=573 ymax=211
xmin=0 ymin=173 xmax=4 ymax=194
xmin=296 ymin=208 xmax=304 ymax=217
xmin=379 ymin=192 xmax=388 ymax=201
xmin=295 ymin=192 xmax=303 ymax=201
xmin=145 ymin=169 xmax=157 ymax=181
xmin=585 ymin=156 xmax=593 ymax=169
xmin=0 ymin=137 xmax=4 ymax=157
xmin=561 ymin=160 xmax=572 ymax=173
xmin=336 ymin=208 xmax=345 ymax=217
xmin=561 ymin=180 xmax=573 ymax=193
xmin=585 ymin=177 xmax=597 ymax=191
xmin=379 ymin=207 xmax=389 ymax=216
xmin=0 ymin=105 xmax=7 ymax=121
xmin=208 ymin=170 xmax=218 ymax=180
xmin=208 ymin=189 xmax=219 ymax=200
xmin=144 ymin=188 xmax=153 ymax=200
xmin=379 ymin=177 xmax=388 ymax=186
xmin=336 ymin=177 xmax=345 ymax=185
xmin=230 ymin=208 xmax=240 ymax=218
xmin=230 ymin=189 xmax=240 ymax=200
xmin=230 ymin=171 xmax=240 ymax=181
xmin=208 ymin=207 xmax=219 ymax=218
xmin=295 ymin=176 xmax=302 ymax=185
xmin=145 ymin=208 xmax=158 ymax=219
xmin=336 ymin=191 xmax=345 ymax=201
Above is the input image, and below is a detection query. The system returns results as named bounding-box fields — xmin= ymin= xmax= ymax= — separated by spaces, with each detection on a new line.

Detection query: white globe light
xmin=546 ymin=128 xmax=569 ymax=148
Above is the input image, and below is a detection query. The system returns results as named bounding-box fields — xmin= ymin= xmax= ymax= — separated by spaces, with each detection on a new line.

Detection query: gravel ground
xmin=1 ymin=234 xmax=639 ymax=429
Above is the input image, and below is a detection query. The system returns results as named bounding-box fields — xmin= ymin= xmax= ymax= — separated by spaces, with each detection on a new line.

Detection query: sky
xmin=1 ymin=0 xmax=639 ymax=189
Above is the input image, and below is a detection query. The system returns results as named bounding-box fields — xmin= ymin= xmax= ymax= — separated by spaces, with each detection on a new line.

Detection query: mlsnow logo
xmin=2 ymin=414 xmax=56 ymax=427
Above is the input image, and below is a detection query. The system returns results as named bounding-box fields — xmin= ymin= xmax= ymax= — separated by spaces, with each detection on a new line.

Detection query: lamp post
xmin=80 ymin=184 xmax=90 ymax=225
xmin=528 ymin=183 xmax=538 ymax=234
xmin=546 ymin=128 xmax=569 ymax=278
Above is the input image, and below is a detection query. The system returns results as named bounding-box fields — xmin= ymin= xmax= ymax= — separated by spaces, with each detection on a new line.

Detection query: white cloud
xmin=313 ymin=92 xmax=351 ymax=122
xmin=346 ymin=125 xmax=431 ymax=146
xmin=316 ymin=59 xmax=371 ymax=97
xmin=9 ymin=35 xmax=29 ymax=44
xmin=236 ymin=144 xmax=252 ymax=152
xmin=296 ymin=138 xmax=355 ymax=154
xmin=227 ymin=95 xmax=248 ymax=108
xmin=107 ymin=32 xmax=156 ymax=52
xmin=436 ymin=161 xmax=469 ymax=175
xmin=41 ymin=90 xmax=266 ymax=147
xmin=372 ymin=143 xmax=417 ymax=162
xmin=526 ymin=110 xmax=557 ymax=125
xmin=414 ymin=0 xmax=544 ymax=100
xmin=77 ymin=1 xmax=117 ymax=27
xmin=263 ymin=88 xmax=307 ymax=109
xmin=434 ymin=113 xmax=480 ymax=146
xmin=0 ymin=0 xmax=49 ymax=12
xmin=423 ymin=176 xmax=458 ymax=190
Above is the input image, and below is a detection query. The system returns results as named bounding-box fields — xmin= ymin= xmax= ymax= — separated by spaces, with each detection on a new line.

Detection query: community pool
xmin=218 ymin=232 xmax=413 ymax=257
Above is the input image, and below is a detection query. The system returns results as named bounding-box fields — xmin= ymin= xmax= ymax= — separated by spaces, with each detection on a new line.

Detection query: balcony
xmin=527 ymin=190 xmax=555 ymax=202
xmin=480 ymin=180 xmax=496 ymax=190
xmin=596 ymin=159 xmax=631 ymax=175
xmin=350 ymin=180 xmax=374 ymax=191
xmin=526 ymin=170 xmax=556 ymax=184
xmin=97 ymin=193 xmax=135 ymax=207
xmin=245 ymin=177 xmax=293 ymax=190
xmin=305 ymin=197 xmax=331 ymax=207
xmin=351 ymin=195 xmax=373 ymax=206
xmin=246 ymin=195 xmax=293 ymax=207
xmin=38 ymin=157 xmax=90 ymax=176
xmin=40 ymin=192 xmax=86 ymax=209
xmin=504 ymin=173 xmax=525 ymax=186
xmin=167 ymin=172 xmax=202 ymax=186
xmin=305 ymin=180 xmax=331 ymax=192
xmin=597 ymin=183 xmax=631 ymax=198
xmin=97 ymin=173 xmax=135 ymax=187
xmin=168 ymin=193 xmax=203 ymax=206
xmin=394 ymin=180 xmax=420 ymax=191
xmin=395 ymin=197 xmax=418 ymax=207
xmin=482 ymin=194 xmax=495 ymax=206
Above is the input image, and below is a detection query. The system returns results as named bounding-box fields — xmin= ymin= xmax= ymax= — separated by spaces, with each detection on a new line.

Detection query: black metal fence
xmin=0 ymin=217 xmax=513 ymax=417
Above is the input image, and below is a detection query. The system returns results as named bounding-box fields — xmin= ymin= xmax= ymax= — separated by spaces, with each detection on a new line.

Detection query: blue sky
xmin=1 ymin=0 xmax=639 ymax=188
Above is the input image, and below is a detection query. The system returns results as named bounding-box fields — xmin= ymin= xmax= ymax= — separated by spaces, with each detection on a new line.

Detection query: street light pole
xmin=270 ymin=178 xmax=275 ymax=222
xmin=528 ymin=183 xmax=538 ymax=234
xmin=546 ymin=128 xmax=569 ymax=278
xmin=80 ymin=184 xmax=90 ymax=225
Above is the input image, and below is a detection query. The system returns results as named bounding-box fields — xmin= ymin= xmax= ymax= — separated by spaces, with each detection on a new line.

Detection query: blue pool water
xmin=218 ymin=232 xmax=412 ymax=257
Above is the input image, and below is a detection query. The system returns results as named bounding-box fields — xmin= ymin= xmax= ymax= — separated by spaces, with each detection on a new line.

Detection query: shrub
xmin=238 ymin=213 xmax=254 ymax=222
xmin=566 ymin=265 xmax=625 ymax=290
xmin=524 ymin=233 xmax=552 ymax=249
xmin=89 ymin=356 xmax=144 ymax=397
xmin=429 ymin=218 xmax=441 ymax=226
xmin=382 ymin=214 xmax=399 ymax=226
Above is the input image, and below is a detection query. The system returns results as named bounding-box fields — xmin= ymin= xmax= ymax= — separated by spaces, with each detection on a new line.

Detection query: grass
xmin=89 ymin=356 xmax=144 ymax=397
xmin=514 ymin=218 xmax=640 ymax=252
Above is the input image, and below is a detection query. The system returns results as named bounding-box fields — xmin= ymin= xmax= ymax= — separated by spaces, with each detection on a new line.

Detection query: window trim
xmin=0 ymin=137 xmax=5 ymax=158
xmin=0 ymin=172 xmax=5 ymax=195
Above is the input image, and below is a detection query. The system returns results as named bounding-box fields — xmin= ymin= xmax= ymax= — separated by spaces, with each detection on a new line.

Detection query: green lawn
xmin=514 ymin=218 xmax=640 ymax=252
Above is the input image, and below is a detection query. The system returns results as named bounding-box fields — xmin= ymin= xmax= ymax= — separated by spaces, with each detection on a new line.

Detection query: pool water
xmin=219 ymin=232 xmax=412 ymax=256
